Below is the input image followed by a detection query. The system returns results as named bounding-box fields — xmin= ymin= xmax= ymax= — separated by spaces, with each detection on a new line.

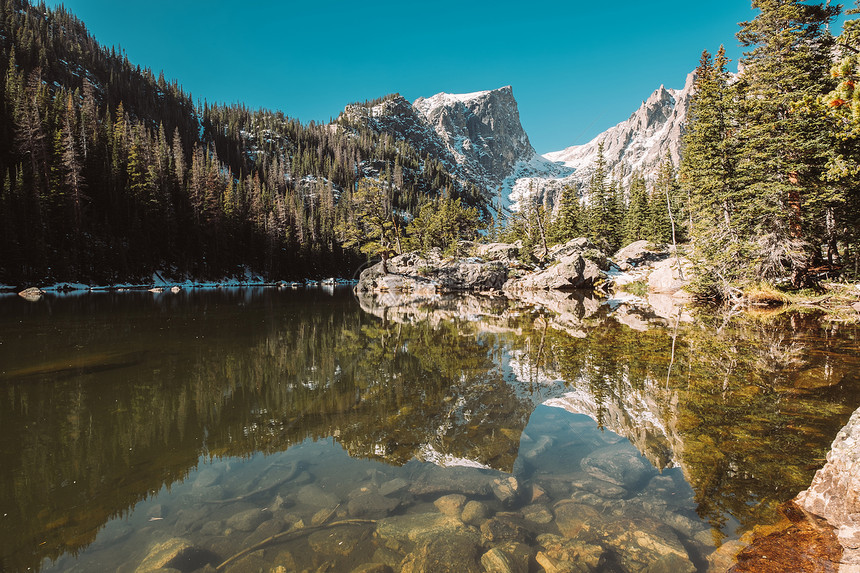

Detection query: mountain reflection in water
xmin=0 ymin=288 xmax=857 ymax=572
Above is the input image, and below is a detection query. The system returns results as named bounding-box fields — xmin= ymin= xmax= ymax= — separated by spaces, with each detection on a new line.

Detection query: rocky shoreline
xmin=354 ymin=238 xmax=691 ymax=301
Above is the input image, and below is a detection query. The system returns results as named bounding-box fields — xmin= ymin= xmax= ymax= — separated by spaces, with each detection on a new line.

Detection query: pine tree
xmin=681 ymin=47 xmax=749 ymax=297
xmin=550 ymin=184 xmax=582 ymax=243
xmin=735 ymin=0 xmax=839 ymax=286
xmin=816 ymin=2 xmax=860 ymax=275
xmin=623 ymin=172 xmax=649 ymax=244
xmin=585 ymin=142 xmax=618 ymax=250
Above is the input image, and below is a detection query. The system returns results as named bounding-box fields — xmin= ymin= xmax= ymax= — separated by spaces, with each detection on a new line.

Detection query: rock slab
xmin=796 ymin=406 xmax=860 ymax=570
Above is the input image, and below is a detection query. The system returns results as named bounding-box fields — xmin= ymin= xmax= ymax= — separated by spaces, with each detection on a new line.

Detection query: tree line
xmin=0 ymin=0 xmax=481 ymax=284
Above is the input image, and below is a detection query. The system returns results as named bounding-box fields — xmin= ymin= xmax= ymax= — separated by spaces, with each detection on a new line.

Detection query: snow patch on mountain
xmin=542 ymin=71 xmax=695 ymax=192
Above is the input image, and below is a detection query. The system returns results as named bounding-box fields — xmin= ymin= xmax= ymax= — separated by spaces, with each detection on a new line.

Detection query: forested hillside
xmin=0 ymin=0 xmax=475 ymax=284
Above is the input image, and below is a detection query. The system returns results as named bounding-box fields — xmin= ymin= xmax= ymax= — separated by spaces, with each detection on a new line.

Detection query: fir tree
xmin=735 ymin=0 xmax=839 ymax=286
xmin=623 ymin=172 xmax=649 ymax=244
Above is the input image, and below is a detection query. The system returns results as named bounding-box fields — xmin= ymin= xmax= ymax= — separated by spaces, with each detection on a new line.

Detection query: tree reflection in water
xmin=0 ymin=289 xmax=857 ymax=571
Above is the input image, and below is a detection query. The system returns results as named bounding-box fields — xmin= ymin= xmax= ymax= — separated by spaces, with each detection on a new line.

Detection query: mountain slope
xmin=544 ymin=72 xmax=695 ymax=188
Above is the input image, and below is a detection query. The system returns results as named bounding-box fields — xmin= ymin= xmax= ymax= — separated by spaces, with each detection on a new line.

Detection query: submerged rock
xmin=461 ymin=500 xmax=490 ymax=525
xmin=434 ymin=494 xmax=467 ymax=517
xmin=399 ymin=530 xmax=483 ymax=573
xmin=580 ymin=443 xmax=656 ymax=490
xmin=536 ymin=533 xmax=603 ymax=572
xmin=134 ymin=537 xmax=216 ymax=573
xmin=591 ymin=517 xmax=695 ymax=573
xmin=347 ymin=491 xmax=400 ymax=518
xmin=226 ymin=508 xmax=271 ymax=532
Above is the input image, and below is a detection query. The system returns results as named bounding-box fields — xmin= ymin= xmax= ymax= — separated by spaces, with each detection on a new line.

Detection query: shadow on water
xmin=0 ymin=288 xmax=857 ymax=572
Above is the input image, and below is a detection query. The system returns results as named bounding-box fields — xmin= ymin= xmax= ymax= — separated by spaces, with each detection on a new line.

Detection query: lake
xmin=1 ymin=287 xmax=858 ymax=572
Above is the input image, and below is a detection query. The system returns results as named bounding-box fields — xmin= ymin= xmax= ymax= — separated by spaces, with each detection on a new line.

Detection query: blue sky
xmin=46 ymin=1 xmax=805 ymax=153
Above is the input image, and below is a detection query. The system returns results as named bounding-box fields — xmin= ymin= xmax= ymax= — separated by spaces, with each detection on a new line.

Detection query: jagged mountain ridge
xmin=342 ymin=74 xmax=694 ymax=212
xmin=339 ymin=86 xmax=547 ymax=203
xmin=544 ymin=71 xmax=695 ymax=189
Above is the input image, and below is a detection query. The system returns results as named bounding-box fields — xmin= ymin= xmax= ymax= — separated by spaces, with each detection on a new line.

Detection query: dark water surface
xmin=1 ymin=288 xmax=858 ymax=572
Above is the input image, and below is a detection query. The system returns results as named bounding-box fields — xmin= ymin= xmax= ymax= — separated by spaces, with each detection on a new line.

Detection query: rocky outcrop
xmin=355 ymin=251 xmax=508 ymax=294
xmin=796 ymin=406 xmax=860 ymax=571
xmin=647 ymin=256 xmax=693 ymax=296
xmin=356 ymin=239 xmax=612 ymax=295
xmin=503 ymin=238 xmax=606 ymax=292
xmin=613 ymin=240 xmax=669 ymax=271
xmin=544 ymin=72 xmax=695 ymax=191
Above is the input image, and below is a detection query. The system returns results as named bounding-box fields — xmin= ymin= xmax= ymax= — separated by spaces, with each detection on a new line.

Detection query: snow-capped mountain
xmin=412 ymin=86 xmax=536 ymax=189
xmin=339 ymin=73 xmax=694 ymax=213
xmin=544 ymin=71 xmax=695 ymax=191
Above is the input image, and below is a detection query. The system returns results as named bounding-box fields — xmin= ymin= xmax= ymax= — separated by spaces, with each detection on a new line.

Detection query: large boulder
xmin=647 ymin=256 xmax=692 ymax=295
xmin=475 ymin=242 xmax=521 ymax=263
xmin=613 ymin=240 xmax=669 ymax=271
xmin=504 ymin=254 xmax=603 ymax=291
xmin=355 ymin=251 xmax=507 ymax=293
xmin=796 ymin=406 xmax=860 ymax=569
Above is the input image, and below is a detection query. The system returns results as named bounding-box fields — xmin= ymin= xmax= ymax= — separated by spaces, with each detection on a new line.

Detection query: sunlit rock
xmin=475 ymin=242 xmax=520 ymax=263
xmin=504 ymin=252 xmax=603 ymax=291
xmin=796 ymin=406 xmax=860 ymax=570
xmin=17 ymin=287 xmax=43 ymax=301
xmin=613 ymin=240 xmax=669 ymax=271
xmin=647 ymin=256 xmax=692 ymax=295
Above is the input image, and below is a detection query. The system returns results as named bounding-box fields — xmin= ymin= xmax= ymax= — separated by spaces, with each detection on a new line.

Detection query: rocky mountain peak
xmin=413 ymin=86 xmax=536 ymax=188
xmin=543 ymin=71 xmax=696 ymax=190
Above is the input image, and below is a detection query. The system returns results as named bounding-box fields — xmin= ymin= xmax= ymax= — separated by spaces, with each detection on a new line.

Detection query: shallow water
xmin=0 ymin=288 xmax=857 ymax=572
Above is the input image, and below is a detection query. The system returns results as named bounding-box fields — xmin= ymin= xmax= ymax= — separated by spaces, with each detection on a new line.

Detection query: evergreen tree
xmin=585 ymin=142 xmax=620 ymax=251
xmin=550 ymin=184 xmax=583 ymax=243
xmin=623 ymin=172 xmax=650 ymax=243
xmin=735 ymin=0 xmax=839 ymax=286
xmin=815 ymin=2 xmax=860 ymax=275
xmin=681 ymin=47 xmax=749 ymax=297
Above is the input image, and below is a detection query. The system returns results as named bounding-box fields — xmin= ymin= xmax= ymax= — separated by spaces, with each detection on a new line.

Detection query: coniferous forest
xmin=1 ymin=0 xmax=859 ymax=297
xmin=0 ymin=0 xmax=476 ymax=284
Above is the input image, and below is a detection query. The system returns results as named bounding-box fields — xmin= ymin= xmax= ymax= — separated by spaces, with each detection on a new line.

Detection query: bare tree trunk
xmin=665 ymin=186 xmax=684 ymax=280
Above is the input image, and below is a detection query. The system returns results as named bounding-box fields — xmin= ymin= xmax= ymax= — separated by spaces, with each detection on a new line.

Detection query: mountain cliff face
xmin=339 ymin=87 xmax=566 ymax=208
xmin=412 ymin=86 xmax=536 ymax=189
